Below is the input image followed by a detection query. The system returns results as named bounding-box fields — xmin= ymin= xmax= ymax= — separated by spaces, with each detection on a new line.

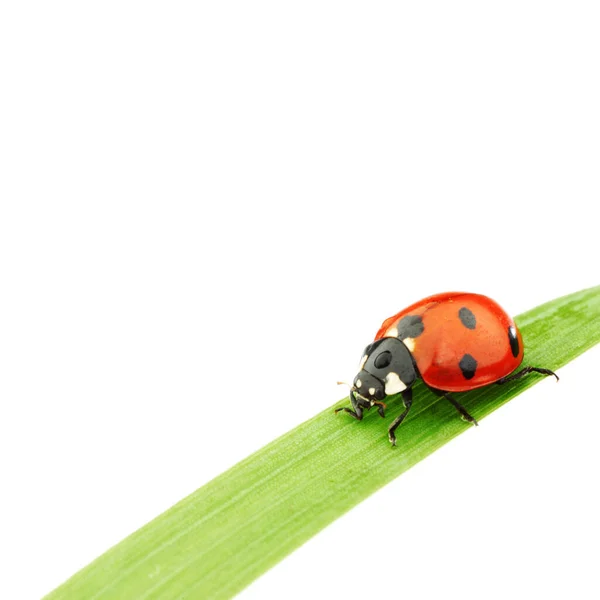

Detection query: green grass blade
xmin=45 ymin=286 xmax=600 ymax=600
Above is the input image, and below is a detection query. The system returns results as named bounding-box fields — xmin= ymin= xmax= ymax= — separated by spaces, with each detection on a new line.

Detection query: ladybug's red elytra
xmin=335 ymin=292 xmax=558 ymax=446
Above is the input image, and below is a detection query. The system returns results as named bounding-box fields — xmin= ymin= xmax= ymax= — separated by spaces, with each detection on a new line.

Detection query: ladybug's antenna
xmin=336 ymin=381 xmax=352 ymax=390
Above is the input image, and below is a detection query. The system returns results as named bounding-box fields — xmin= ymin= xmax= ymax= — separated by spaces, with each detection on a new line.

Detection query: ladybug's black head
xmin=352 ymin=370 xmax=385 ymax=402
xmin=353 ymin=337 xmax=417 ymax=403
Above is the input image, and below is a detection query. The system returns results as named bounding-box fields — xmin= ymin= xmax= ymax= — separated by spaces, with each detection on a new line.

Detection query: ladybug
xmin=335 ymin=292 xmax=558 ymax=446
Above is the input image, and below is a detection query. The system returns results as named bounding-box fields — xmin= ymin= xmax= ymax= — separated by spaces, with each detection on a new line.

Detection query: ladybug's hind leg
xmin=442 ymin=392 xmax=479 ymax=427
xmin=496 ymin=366 xmax=559 ymax=385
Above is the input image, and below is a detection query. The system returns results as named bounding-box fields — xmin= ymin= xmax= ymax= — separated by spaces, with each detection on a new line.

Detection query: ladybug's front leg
xmin=372 ymin=401 xmax=386 ymax=418
xmin=334 ymin=390 xmax=364 ymax=421
xmin=388 ymin=388 xmax=413 ymax=446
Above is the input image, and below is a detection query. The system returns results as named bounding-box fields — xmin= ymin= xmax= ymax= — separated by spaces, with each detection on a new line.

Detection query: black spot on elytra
xmin=374 ymin=350 xmax=392 ymax=369
xmin=458 ymin=307 xmax=476 ymax=330
xmin=397 ymin=315 xmax=424 ymax=340
xmin=459 ymin=354 xmax=478 ymax=380
xmin=508 ymin=325 xmax=520 ymax=357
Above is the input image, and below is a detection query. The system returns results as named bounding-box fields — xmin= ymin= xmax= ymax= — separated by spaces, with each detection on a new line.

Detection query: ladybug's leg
xmin=496 ymin=366 xmax=559 ymax=385
xmin=388 ymin=388 xmax=413 ymax=447
xmin=334 ymin=390 xmax=364 ymax=421
xmin=372 ymin=401 xmax=386 ymax=418
xmin=335 ymin=406 xmax=363 ymax=420
xmin=442 ymin=393 xmax=479 ymax=426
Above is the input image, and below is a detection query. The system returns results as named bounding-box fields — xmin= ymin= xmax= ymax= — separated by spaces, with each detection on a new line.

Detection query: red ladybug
xmin=336 ymin=292 xmax=558 ymax=446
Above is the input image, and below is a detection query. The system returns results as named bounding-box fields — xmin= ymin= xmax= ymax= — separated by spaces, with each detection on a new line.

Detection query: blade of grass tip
xmin=45 ymin=285 xmax=600 ymax=600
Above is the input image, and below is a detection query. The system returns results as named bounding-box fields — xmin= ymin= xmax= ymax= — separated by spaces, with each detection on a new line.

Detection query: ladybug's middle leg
xmin=443 ymin=392 xmax=479 ymax=427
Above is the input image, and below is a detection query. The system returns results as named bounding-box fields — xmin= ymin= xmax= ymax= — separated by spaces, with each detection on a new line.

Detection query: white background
xmin=1 ymin=2 xmax=599 ymax=599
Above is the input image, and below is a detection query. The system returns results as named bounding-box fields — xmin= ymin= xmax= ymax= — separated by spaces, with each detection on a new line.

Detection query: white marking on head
xmin=355 ymin=379 xmax=362 ymax=388
xmin=386 ymin=326 xmax=399 ymax=338
xmin=385 ymin=372 xmax=407 ymax=395
xmin=403 ymin=337 xmax=416 ymax=352
xmin=359 ymin=355 xmax=368 ymax=370
xmin=369 ymin=387 xmax=375 ymax=396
